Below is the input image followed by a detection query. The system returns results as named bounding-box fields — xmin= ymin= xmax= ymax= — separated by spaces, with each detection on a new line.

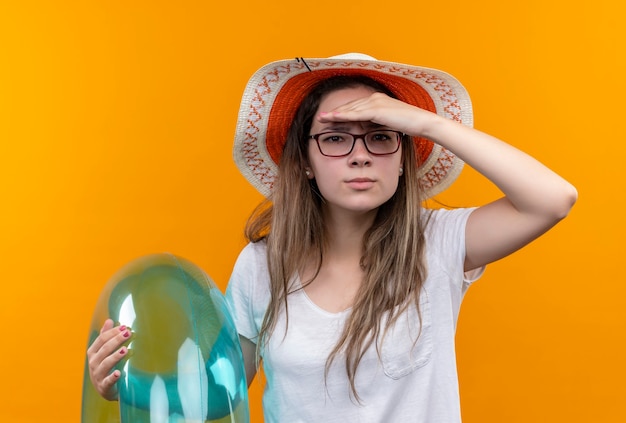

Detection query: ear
xmin=399 ymin=165 xmax=404 ymax=176
xmin=305 ymin=167 xmax=314 ymax=179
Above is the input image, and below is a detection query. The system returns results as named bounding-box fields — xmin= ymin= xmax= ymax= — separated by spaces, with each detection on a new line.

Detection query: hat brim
xmin=234 ymin=56 xmax=473 ymax=198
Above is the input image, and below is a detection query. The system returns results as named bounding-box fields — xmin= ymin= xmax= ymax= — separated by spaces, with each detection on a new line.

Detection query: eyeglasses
xmin=308 ymin=130 xmax=403 ymax=157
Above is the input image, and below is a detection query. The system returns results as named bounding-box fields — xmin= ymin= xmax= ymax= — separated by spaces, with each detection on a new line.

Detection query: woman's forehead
xmin=317 ymin=85 xmax=377 ymax=108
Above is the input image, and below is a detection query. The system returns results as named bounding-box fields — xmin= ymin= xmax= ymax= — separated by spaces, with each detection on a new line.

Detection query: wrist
xmin=412 ymin=112 xmax=448 ymax=141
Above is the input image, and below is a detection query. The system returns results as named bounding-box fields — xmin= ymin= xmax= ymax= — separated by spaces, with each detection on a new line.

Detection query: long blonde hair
xmin=245 ymin=75 xmax=429 ymax=401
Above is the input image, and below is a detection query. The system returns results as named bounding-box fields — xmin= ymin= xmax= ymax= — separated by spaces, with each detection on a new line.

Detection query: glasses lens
xmin=365 ymin=130 xmax=400 ymax=154
xmin=317 ymin=132 xmax=353 ymax=156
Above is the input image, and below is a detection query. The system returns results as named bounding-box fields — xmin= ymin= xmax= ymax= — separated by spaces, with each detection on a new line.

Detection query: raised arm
xmin=418 ymin=113 xmax=577 ymax=270
xmin=317 ymin=92 xmax=578 ymax=270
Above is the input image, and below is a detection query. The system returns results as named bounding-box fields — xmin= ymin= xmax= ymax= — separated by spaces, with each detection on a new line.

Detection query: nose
xmin=349 ymin=136 xmax=371 ymax=166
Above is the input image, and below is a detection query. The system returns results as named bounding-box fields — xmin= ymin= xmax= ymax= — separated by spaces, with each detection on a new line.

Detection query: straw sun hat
xmin=233 ymin=53 xmax=473 ymax=199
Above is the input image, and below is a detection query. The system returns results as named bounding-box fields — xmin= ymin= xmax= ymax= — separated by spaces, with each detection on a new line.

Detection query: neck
xmin=300 ymin=207 xmax=376 ymax=313
xmin=322 ymin=207 xmax=377 ymax=258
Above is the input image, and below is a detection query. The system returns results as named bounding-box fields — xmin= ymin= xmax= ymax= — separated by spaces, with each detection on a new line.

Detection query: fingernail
xmin=119 ymin=347 xmax=126 ymax=355
xmin=118 ymin=325 xmax=127 ymax=332
xmin=122 ymin=330 xmax=130 ymax=338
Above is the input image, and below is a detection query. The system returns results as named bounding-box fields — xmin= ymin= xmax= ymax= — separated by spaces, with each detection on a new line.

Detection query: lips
xmin=347 ymin=178 xmax=374 ymax=183
xmin=345 ymin=177 xmax=375 ymax=190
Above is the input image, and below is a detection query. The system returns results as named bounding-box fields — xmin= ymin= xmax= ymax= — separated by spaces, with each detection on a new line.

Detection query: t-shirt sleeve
xmin=425 ymin=207 xmax=485 ymax=291
xmin=225 ymin=242 xmax=267 ymax=344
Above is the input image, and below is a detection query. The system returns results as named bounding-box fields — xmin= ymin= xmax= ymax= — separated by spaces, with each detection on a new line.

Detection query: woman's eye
xmin=370 ymin=132 xmax=392 ymax=142
xmin=321 ymin=134 xmax=346 ymax=143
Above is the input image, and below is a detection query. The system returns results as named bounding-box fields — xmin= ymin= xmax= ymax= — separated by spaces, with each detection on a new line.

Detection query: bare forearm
xmin=420 ymin=115 xmax=577 ymax=218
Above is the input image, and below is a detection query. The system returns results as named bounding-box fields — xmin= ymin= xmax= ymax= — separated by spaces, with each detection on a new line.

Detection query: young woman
xmin=88 ymin=54 xmax=577 ymax=422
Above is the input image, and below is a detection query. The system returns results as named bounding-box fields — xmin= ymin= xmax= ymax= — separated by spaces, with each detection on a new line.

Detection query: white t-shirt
xmin=225 ymin=207 xmax=483 ymax=422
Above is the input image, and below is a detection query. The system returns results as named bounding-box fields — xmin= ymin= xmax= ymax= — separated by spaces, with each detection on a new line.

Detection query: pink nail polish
xmin=118 ymin=325 xmax=127 ymax=332
xmin=122 ymin=330 xmax=130 ymax=338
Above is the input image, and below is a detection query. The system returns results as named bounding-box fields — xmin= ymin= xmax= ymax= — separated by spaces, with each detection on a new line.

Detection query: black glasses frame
xmin=308 ymin=130 xmax=403 ymax=157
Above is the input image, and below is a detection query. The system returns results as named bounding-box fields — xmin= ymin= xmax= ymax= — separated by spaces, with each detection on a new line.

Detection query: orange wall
xmin=1 ymin=1 xmax=624 ymax=422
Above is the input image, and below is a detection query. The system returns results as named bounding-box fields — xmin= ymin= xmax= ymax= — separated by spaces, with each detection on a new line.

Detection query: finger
xmin=90 ymin=345 xmax=129 ymax=399
xmin=87 ymin=323 xmax=130 ymax=356
xmin=88 ymin=325 xmax=131 ymax=360
xmin=317 ymin=110 xmax=376 ymax=126
xmin=100 ymin=370 xmax=121 ymax=400
xmin=317 ymin=111 xmax=340 ymax=122
xmin=317 ymin=98 xmax=377 ymax=122
xmin=100 ymin=318 xmax=114 ymax=334
xmin=97 ymin=364 xmax=123 ymax=400
xmin=327 ymin=93 xmax=386 ymax=113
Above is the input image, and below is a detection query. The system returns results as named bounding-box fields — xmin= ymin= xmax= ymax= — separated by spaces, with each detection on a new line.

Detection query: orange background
xmin=1 ymin=1 xmax=624 ymax=422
